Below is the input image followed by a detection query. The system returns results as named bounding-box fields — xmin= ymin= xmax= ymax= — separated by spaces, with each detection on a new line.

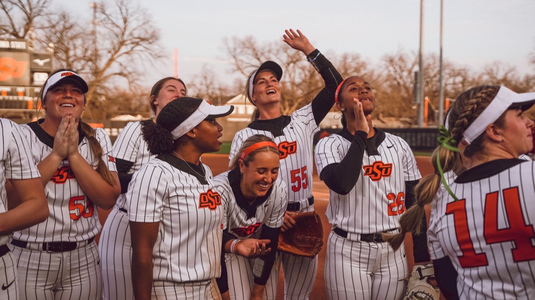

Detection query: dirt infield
xmin=98 ymin=154 xmax=434 ymax=300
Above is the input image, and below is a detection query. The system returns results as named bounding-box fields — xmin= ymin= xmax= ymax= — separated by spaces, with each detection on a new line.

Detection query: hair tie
xmin=239 ymin=141 xmax=278 ymax=160
xmin=435 ymin=138 xmax=460 ymax=202
xmin=437 ymin=126 xmax=460 ymax=152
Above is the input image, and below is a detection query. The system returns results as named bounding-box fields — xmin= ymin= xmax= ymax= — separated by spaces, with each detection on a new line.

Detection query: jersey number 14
xmin=446 ymin=187 xmax=535 ymax=268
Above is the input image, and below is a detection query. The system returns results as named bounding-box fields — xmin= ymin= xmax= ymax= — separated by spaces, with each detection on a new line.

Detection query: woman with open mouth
xmin=215 ymin=134 xmax=287 ymax=300
xmin=10 ymin=69 xmax=121 ymax=300
xmin=228 ymin=29 xmax=342 ymax=300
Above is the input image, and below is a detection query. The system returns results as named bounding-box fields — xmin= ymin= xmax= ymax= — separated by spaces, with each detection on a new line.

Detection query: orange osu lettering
xmin=199 ymin=189 xmax=222 ymax=210
xmin=363 ymin=161 xmax=392 ymax=181
xmin=60 ymin=72 xmax=75 ymax=77
xmin=278 ymin=141 xmax=297 ymax=159
xmin=51 ymin=166 xmax=76 ymax=184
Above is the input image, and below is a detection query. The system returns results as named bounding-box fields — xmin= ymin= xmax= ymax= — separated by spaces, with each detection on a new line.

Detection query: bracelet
xmin=230 ymin=239 xmax=240 ymax=254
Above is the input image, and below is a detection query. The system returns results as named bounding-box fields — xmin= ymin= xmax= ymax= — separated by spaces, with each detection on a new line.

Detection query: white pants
xmin=0 ymin=251 xmax=19 ymax=300
xmin=152 ymin=279 xmax=222 ymax=300
xmin=325 ymin=231 xmax=407 ymax=300
xmin=225 ymin=253 xmax=279 ymax=300
xmin=12 ymin=241 xmax=102 ymax=300
xmin=98 ymin=207 xmax=132 ymax=300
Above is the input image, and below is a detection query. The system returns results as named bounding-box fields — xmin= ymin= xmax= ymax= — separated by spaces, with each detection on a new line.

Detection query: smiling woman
xmin=214 ymin=134 xmax=287 ymax=300
xmin=10 ymin=69 xmax=121 ymax=300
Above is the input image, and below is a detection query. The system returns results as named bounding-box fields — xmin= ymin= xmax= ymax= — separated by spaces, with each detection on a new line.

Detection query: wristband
xmin=230 ymin=239 xmax=240 ymax=254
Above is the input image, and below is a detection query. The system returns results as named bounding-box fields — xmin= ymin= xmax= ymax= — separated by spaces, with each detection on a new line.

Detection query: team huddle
xmin=0 ymin=28 xmax=534 ymax=300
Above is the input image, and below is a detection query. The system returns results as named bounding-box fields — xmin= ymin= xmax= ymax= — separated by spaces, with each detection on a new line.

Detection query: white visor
xmin=170 ymin=100 xmax=234 ymax=140
xmin=462 ymin=86 xmax=535 ymax=144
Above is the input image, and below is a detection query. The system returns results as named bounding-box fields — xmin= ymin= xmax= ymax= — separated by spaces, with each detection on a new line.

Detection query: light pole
xmin=417 ymin=0 xmax=424 ymax=128
xmin=89 ymin=2 xmax=102 ymax=71
xmin=438 ymin=0 xmax=445 ymax=126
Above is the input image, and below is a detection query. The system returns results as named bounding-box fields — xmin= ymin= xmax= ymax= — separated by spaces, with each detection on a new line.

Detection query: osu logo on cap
xmin=363 ymin=161 xmax=392 ymax=181
xmin=232 ymin=222 xmax=261 ymax=237
xmin=199 ymin=189 xmax=222 ymax=210
xmin=278 ymin=141 xmax=297 ymax=159
xmin=60 ymin=71 xmax=76 ymax=77
xmin=51 ymin=166 xmax=76 ymax=184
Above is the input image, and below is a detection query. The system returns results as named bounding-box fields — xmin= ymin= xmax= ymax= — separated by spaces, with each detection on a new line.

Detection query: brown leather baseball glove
xmin=278 ymin=211 xmax=324 ymax=258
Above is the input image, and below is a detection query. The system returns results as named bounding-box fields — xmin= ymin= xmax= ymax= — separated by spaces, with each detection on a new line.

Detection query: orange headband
xmin=239 ymin=141 xmax=278 ymax=160
xmin=334 ymin=78 xmax=347 ymax=103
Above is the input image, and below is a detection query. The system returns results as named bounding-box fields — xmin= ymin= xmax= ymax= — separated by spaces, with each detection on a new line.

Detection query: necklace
xmin=171 ymin=151 xmax=205 ymax=178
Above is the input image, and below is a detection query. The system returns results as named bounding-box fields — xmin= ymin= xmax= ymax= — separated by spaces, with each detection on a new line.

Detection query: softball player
xmin=98 ymin=77 xmax=187 ymax=300
xmin=0 ymin=119 xmax=48 ymax=300
xmin=398 ymin=85 xmax=535 ymax=300
xmin=10 ymin=69 xmax=121 ymax=300
xmin=128 ymin=97 xmax=234 ymax=300
xmin=315 ymin=76 xmax=421 ymax=300
xmin=229 ymin=29 xmax=342 ymax=299
xmin=215 ymin=135 xmax=288 ymax=300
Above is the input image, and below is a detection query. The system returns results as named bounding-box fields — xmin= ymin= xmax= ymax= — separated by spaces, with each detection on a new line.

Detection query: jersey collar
xmin=455 ymin=158 xmax=526 ymax=183
xmin=28 ymin=119 xmax=86 ymax=149
xmin=337 ymin=127 xmax=385 ymax=155
xmin=247 ymin=115 xmax=291 ymax=137
xmin=157 ymin=153 xmax=208 ymax=184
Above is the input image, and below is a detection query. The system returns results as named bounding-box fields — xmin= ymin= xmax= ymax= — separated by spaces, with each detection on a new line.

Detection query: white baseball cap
xmin=462 ymin=86 xmax=535 ymax=145
xmin=42 ymin=70 xmax=89 ymax=98
xmin=170 ymin=99 xmax=234 ymax=140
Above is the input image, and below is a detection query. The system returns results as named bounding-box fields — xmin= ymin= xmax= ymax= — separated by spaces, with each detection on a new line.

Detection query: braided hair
xmin=384 ymin=85 xmax=501 ymax=251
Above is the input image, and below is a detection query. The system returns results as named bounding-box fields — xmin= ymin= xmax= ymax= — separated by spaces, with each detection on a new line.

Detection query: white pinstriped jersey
xmin=127 ymin=155 xmax=223 ymax=282
xmin=229 ymin=104 xmax=318 ymax=206
xmin=428 ymin=159 xmax=535 ymax=300
xmin=112 ymin=121 xmax=154 ymax=208
xmin=315 ymin=130 xmax=421 ymax=234
xmin=214 ymin=170 xmax=288 ymax=238
xmin=13 ymin=122 xmax=116 ymax=242
xmin=0 ymin=119 xmax=41 ymax=246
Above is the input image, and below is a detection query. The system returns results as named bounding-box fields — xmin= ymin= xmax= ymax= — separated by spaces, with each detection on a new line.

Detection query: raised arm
xmin=283 ymin=29 xmax=343 ymax=125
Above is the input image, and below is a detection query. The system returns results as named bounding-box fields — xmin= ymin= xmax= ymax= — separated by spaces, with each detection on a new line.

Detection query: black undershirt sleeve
xmin=116 ymin=158 xmax=134 ymax=194
xmin=433 ymin=257 xmax=459 ymax=300
xmin=216 ymin=230 xmax=235 ymax=294
xmin=319 ymin=131 xmax=367 ymax=195
xmin=405 ymin=180 xmax=431 ymax=263
xmin=216 ymin=250 xmax=229 ymax=293
xmin=307 ymin=49 xmax=343 ymax=126
xmin=253 ymin=225 xmax=281 ymax=285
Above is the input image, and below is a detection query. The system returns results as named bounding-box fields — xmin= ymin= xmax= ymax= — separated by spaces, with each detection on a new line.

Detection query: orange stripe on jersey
xmin=198 ymin=189 xmax=222 ymax=210
xmin=362 ymin=161 xmax=393 ymax=181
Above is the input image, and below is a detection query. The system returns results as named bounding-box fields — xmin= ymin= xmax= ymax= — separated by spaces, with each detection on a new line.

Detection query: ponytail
xmin=80 ymin=121 xmax=116 ymax=186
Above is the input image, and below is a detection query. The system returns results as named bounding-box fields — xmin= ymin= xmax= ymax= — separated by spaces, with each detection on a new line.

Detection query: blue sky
xmin=55 ymin=0 xmax=535 ymax=87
